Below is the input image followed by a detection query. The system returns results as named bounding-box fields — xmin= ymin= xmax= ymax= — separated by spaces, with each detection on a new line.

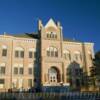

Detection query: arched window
xmin=29 ymin=48 xmax=37 ymax=58
xmin=2 ymin=45 xmax=7 ymax=57
xmin=46 ymin=47 xmax=58 ymax=57
xmin=47 ymin=33 xmax=50 ymax=38
xmin=63 ymin=50 xmax=71 ymax=60
xmin=50 ymin=32 xmax=54 ymax=38
xmin=47 ymin=48 xmax=50 ymax=56
xmin=47 ymin=32 xmax=57 ymax=39
xmin=74 ymin=51 xmax=82 ymax=61
xmin=15 ymin=47 xmax=24 ymax=58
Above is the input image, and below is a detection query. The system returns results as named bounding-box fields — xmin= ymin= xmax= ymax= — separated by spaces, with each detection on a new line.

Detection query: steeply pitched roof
xmin=1 ymin=32 xmax=82 ymax=43
xmin=45 ymin=18 xmax=58 ymax=29
xmin=12 ymin=33 xmax=39 ymax=39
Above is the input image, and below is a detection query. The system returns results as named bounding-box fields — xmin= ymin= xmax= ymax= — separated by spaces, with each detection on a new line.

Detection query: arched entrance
xmin=48 ymin=67 xmax=60 ymax=84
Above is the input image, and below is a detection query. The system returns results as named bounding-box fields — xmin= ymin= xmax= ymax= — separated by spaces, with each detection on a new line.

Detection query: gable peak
xmin=45 ymin=18 xmax=58 ymax=29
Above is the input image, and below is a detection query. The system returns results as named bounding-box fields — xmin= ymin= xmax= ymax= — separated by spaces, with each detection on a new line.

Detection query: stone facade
xmin=0 ymin=19 xmax=94 ymax=91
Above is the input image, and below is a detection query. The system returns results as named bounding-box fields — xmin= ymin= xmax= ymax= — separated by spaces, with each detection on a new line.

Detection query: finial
xmin=57 ymin=21 xmax=60 ymax=27
xmin=4 ymin=32 xmax=6 ymax=35
xmin=38 ymin=19 xmax=43 ymax=30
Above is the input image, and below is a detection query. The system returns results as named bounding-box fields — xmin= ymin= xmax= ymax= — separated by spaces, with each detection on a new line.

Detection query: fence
xmin=0 ymin=92 xmax=100 ymax=100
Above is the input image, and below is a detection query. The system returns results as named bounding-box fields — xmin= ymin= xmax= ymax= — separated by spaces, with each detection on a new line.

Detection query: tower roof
xmin=45 ymin=18 xmax=58 ymax=29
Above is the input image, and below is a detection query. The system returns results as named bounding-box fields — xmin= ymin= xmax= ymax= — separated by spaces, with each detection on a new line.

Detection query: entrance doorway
xmin=48 ymin=67 xmax=60 ymax=84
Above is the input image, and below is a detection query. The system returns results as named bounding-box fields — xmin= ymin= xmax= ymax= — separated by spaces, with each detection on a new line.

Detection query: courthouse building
xmin=0 ymin=19 xmax=94 ymax=91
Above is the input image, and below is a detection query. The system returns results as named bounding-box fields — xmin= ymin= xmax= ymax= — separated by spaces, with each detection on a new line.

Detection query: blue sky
xmin=0 ymin=0 xmax=99 ymax=52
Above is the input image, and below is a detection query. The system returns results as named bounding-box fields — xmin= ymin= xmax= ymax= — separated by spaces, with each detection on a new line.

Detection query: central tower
xmin=38 ymin=19 xmax=64 ymax=86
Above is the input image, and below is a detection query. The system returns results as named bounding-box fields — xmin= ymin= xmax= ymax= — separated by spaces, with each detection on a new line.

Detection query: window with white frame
xmin=19 ymin=64 xmax=24 ymax=75
xmin=2 ymin=45 xmax=7 ymax=57
xmin=28 ymin=64 xmax=33 ymax=75
xmin=74 ymin=51 xmax=82 ymax=61
xmin=0 ymin=63 xmax=6 ymax=75
xmin=15 ymin=47 xmax=24 ymax=58
xmin=13 ymin=64 xmax=24 ymax=75
xmin=0 ymin=79 xmax=5 ymax=89
xmin=46 ymin=47 xmax=58 ymax=57
xmin=14 ymin=67 xmax=18 ymax=75
xmin=29 ymin=48 xmax=37 ymax=58
xmin=63 ymin=50 xmax=71 ymax=60
xmin=19 ymin=67 xmax=24 ymax=75
xmin=29 ymin=51 xmax=33 ymax=58
xmin=47 ymin=32 xmax=57 ymax=39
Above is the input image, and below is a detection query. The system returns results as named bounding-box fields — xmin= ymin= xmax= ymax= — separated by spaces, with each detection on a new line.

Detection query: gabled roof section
xmin=11 ymin=33 xmax=39 ymax=39
xmin=12 ymin=33 xmax=33 ymax=38
xmin=45 ymin=18 xmax=58 ymax=29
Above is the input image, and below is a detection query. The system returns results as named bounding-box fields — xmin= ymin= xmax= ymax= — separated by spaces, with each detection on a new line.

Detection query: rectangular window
xmin=0 ymin=79 xmax=4 ymax=84
xmin=2 ymin=49 xmax=7 ymax=57
xmin=55 ymin=34 xmax=57 ymax=39
xmin=28 ymin=68 xmax=33 ymax=75
xmin=28 ymin=79 xmax=32 ymax=87
xmin=47 ymin=51 xmax=50 ymax=56
xmin=47 ymin=34 xmax=49 ymax=38
xmin=14 ymin=67 xmax=18 ymax=75
xmin=19 ymin=68 xmax=24 ymax=75
xmin=20 ymin=51 xmax=24 ymax=58
xmin=0 ymin=67 xmax=5 ymax=75
xmin=51 ymin=51 xmax=54 ymax=57
xmin=55 ymin=51 xmax=58 ymax=57
xmin=15 ymin=51 xmax=19 ymax=58
xmin=0 ymin=79 xmax=5 ymax=88
xmin=29 ymin=51 xmax=33 ymax=58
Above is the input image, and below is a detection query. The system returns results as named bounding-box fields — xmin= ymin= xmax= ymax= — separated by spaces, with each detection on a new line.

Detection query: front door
xmin=48 ymin=67 xmax=58 ymax=84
